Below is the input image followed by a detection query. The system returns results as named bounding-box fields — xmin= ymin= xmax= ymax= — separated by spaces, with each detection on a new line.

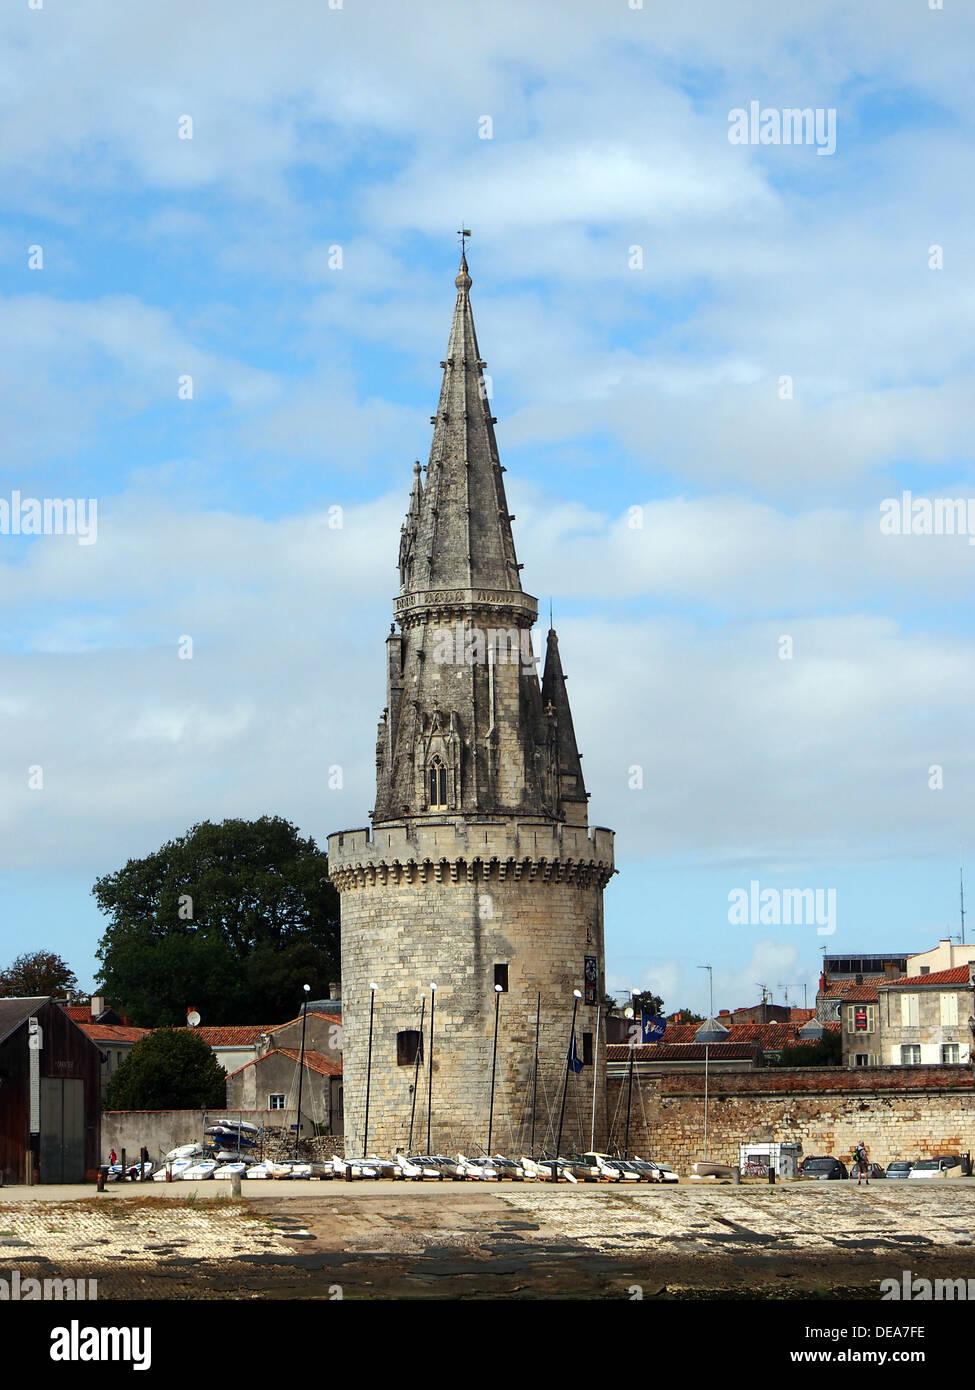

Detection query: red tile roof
xmin=276 ymin=1047 xmax=342 ymax=1077
xmin=80 ymin=1023 xmax=149 ymax=1043
xmin=607 ymin=1043 xmax=760 ymax=1063
xmin=881 ymin=966 xmax=972 ymax=988
xmin=819 ymin=976 xmax=887 ymax=998
xmin=62 ymin=1005 xmax=92 ymax=1022
xmin=225 ymin=1047 xmax=342 ymax=1079
xmin=837 ymin=983 xmax=880 ymax=1002
xmin=175 ymin=1025 xmax=274 ymax=1046
xmin=607 ymin=1019 xmax=839 ymax=1063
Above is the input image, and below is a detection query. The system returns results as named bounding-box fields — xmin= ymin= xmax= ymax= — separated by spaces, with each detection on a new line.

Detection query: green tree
xmin=670 ymin=1006 xmax=704 ymax=1024
xmin=93 ymin=816 xmax=339 ymax=1026
xmin=768 ymin=1030 xmax=842 ymax=1067
xmin=104 ymin=1028 xmax=227 ymax=1110
xmin=0 ymin=950 xmax=79 ymax=998
xmin=630 ymin=989 xmax=664 ymax=1017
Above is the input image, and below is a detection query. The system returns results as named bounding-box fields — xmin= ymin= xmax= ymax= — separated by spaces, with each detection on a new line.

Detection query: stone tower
xmin=328 ymin=252 xmax=615 ymax=1157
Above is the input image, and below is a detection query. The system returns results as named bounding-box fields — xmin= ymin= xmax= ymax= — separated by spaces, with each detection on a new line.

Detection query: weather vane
xmin=458 ymin=227 xmax=471 ymax=254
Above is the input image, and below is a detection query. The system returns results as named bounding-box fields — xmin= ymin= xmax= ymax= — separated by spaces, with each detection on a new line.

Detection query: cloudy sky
xmin=2 ymin=0 xmax=973 ymax=1017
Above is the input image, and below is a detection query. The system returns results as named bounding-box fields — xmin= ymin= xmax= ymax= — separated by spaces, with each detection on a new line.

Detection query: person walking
xmin=854 ymin=1141 xmax=870 ymax=1185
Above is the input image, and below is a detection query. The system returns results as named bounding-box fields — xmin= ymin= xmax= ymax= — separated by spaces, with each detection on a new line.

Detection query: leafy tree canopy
xmin=103 ymin=1028 xmax=227 ymax=1110
xmin=93 ymin=816 xmax=339 ymax=1026
xmin=604 ymin=990 xmax=665 ymax=1016
xmin=0 ymin=950 xmax=79 ymax=999
xmin=669 ymin=1006 xmax=705 ymax=1024
xmin=768 ymin=1030 xmax=842 ymax=1067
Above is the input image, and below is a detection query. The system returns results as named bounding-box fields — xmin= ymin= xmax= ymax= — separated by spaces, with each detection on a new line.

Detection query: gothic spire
xmin=541 ymin=626 xmax=589 ymax=822
xmin=399 ymin=253 xmax=524 ymax=598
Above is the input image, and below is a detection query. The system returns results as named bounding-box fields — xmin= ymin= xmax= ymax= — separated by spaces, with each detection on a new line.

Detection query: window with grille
xmin=942 ymin=1044 xmax=961 ymax=1064
xmin=428 ymin=757 xmax=448 ymax=808
xmin=900 ymin=1045 xmax=921 ymax=1065
xmin=268 ymin=1093 xmax=286 ymax=1110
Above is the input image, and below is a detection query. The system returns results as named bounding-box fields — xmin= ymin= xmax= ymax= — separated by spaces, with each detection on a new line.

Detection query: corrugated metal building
xmin=0 ymin=998 xmax=102 ymax=1184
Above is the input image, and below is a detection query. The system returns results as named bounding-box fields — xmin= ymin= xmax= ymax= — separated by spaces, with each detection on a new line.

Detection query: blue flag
xmin=641 ymin=1013 xmax=666 ymax=1043
xmin=567 ymin=1031 xmax=583 ymax=1073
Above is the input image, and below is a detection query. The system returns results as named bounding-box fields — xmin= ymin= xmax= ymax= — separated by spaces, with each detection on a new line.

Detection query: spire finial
xmin=549 ymin=598 xmax=553 ymax=630
xmin=456 ymin=228 xmax=472 ymax=289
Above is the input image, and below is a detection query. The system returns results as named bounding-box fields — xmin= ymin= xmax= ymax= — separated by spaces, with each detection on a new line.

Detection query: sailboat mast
xmin=590 ymin=1004 xmax=601 ymax=1152
xmin=530 ymin=991 xmax=540 ymax=1159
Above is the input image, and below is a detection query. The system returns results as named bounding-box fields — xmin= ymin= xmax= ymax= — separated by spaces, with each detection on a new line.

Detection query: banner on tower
xmin=584 ymin=956 xmax=597 ymax=1006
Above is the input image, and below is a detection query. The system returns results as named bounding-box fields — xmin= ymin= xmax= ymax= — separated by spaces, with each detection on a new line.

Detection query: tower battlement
xmin=328 ymin=820 xmax=615 ymax=890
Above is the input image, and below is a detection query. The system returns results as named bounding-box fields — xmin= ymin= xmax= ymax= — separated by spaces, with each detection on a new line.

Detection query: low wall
xmin=607 ymin=1067 xmax=975 ymax=1172
xmin=101 ymin=1109 xmax=297 ymax=1162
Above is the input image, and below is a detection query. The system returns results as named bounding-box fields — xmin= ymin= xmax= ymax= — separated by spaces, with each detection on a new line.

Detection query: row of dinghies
xmin=115 ymin=1144 xmax=679 ymax=1184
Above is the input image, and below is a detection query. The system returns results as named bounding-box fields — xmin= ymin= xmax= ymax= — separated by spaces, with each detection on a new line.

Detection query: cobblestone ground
xmin=1 ymin=1182 xmax=973 ymax=1299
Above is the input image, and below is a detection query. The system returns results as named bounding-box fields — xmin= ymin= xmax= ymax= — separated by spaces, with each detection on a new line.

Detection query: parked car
xmin=908 ymin=1155 xmax=961 ymax=1180
xmin=866 ymin=1163 xmax=886 ymax=1179
xmin=799 ymin=1156 xmax=848 ymax=1180
xmin=886 ymin=1160 xmax=914 ymax=1179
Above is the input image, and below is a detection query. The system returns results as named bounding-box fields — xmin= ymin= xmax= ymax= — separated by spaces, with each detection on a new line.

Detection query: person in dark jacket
xmin=854 ymin=1142 xmax=870 ymax=1185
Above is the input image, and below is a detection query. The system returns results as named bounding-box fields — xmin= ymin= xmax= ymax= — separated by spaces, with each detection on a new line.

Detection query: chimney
xmin=90 ymin=995 xmax=105 ymax=1020
xmin=855 ymin=974 xmax=864 ymax=986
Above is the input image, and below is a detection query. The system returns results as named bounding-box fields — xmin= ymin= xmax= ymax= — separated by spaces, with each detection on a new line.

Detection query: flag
xmin=641 ymin=1013 xmax=666 ymax=1043
xmin=567 ymin=1031 xmax=583 ymax=1074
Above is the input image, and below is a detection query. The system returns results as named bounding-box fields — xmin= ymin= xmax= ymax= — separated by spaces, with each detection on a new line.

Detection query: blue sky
xmin=2 ymin=0 xmax=974 ymax=1016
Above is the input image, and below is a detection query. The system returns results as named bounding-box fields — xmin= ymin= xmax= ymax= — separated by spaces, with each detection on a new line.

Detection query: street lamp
xmin=294 ymin=983 xmax=311 ymax=1159
xmin=623 ymin=988 xmax=640 ymax=1159
xmin=363 ymin=982 xmax=378 ymax=1157
xmin=487 ymin=983 xmax=504 ymax=1154
xmin=427 ymin=983 xmax=437 ymax=1155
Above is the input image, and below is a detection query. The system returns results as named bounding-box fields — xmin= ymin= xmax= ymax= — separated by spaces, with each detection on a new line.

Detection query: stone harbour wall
xmin=607 ymin=1067 xmax=975 ymax=1171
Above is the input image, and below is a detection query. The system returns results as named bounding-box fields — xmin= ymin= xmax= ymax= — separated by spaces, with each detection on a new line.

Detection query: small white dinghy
xmin=212 ymin=1162 xmax=248 ymax=1180
xmin=394 ymin=1153 xmax=424 ymax=1180
xmin=164 ymin=1142 xmax=202 ymax=1162
xmin=244 ymin=1162 xmax=271 ymax=1180
xmin=152 ymin=1158 xmax=194 ymax=1181
xmin=180 ymin=1160 xmax=217 ymax=1180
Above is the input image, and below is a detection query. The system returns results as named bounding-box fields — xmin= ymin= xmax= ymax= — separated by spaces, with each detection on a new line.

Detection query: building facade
xmin=329 ymin=253 xmax=615 ymax=1156
xmin=841 ymin=965 xmax=975 ymax=1066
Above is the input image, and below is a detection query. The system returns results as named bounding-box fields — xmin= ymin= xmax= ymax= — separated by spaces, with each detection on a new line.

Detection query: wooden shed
xmin=0 ymin=998 xmax=102 ymax=1184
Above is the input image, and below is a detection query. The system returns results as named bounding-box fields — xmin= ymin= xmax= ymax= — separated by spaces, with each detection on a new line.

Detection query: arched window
xmin=429 ymin=756 xmax=447 ymax=808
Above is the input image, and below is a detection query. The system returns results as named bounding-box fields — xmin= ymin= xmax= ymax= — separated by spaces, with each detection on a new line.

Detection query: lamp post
xmin=408 ymin=994 xmax=426 ymax=1155
xmin=487 ymin=984 xmax=503 ymax=1155
xmin=553 ymin=989 xmax=582 ymax=1182
xmin=294 ymin=983 xmax=311 ymax=1159
xmin=363 ymin=982 xmax=378 ymax=1157
xmin=427 ymin=983 xmax=437 ymax=1155
xmin=623 ymin=989 xmax=639 ymax=1159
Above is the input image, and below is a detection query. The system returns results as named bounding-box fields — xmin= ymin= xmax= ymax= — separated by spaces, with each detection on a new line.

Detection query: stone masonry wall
xmin=332 ymin=859 xmax=609 ymax=1156
xmin=608 ymin=1067 xmax=975 ymax=1172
